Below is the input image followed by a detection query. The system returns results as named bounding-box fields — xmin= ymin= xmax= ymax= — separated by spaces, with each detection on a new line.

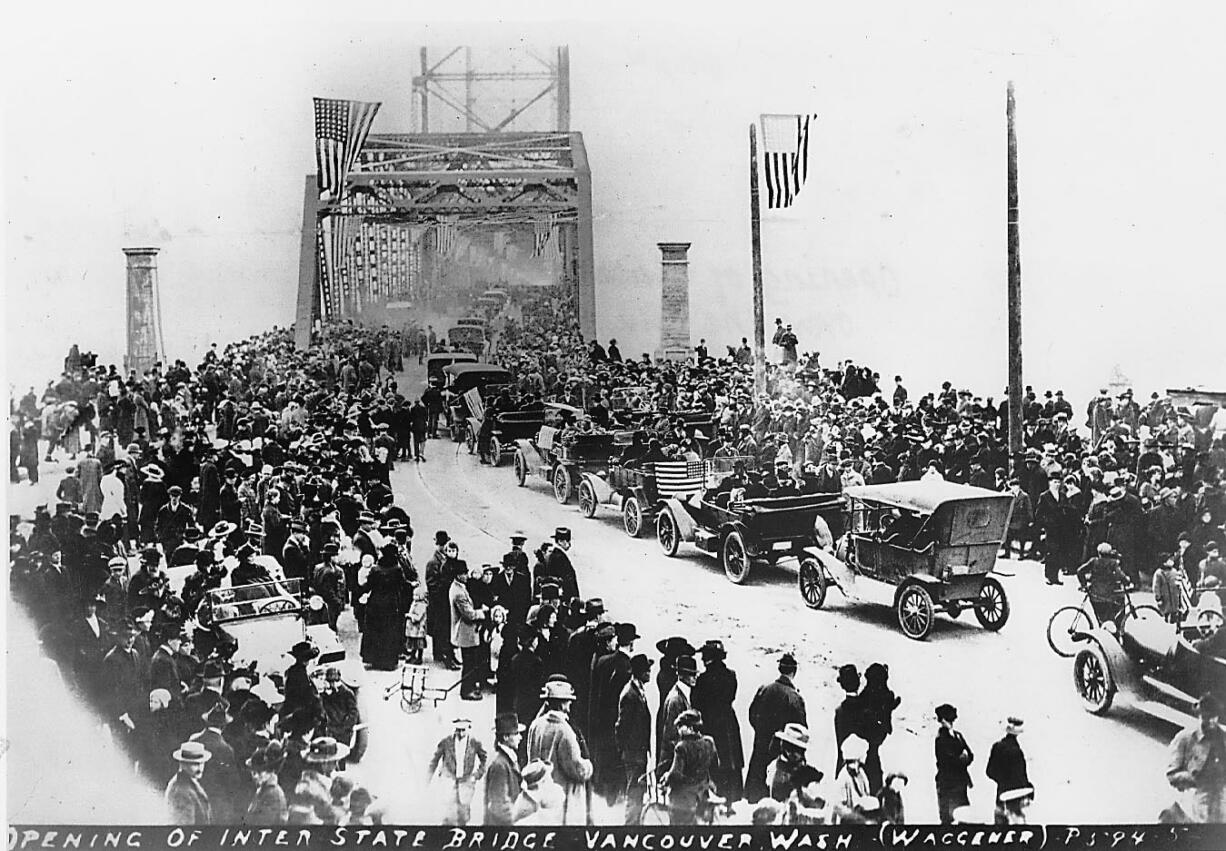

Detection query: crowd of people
xmin=9 ymin=282 xmax=1226 ymax=826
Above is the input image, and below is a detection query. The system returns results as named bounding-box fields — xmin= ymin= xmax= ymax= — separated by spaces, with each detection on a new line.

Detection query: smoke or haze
xmin=5 ymin=4 xmax=1225 ymax=404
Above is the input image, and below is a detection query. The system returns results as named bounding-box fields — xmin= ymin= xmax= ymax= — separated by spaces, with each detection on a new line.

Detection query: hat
xmin=141 ymin=465 xmax=164 ymax=482
xmin=837 ymin=663 xmax=860 ymax=691
xmin=1005 ymin=716 xmax=1025 ymax=735
xmin=108 ymin=556 xmax=128 ymax=570
xmin=182 ymin=526 xmax=203 ymax=542
xmin=1096 ymin=542 xmax=1116 ymax=557
xmin=539 ymin=584 xmax=563 ymax=601
xmin=246 ymin=742 xmax=286 ymax=772
xmin=244 ymin=521 xmax=265 ymax=537
xmin=775 ymin=723 xmax=810 ymax=750
xmin=541 ymin=680 xmax=577 ymax=701
xmin=358 ymin=511 xmax=376 ymax=524
xmin=173 ymin=741 xmax=212 ymax=764
xmin=304 ymin=736 xmax=351 ymax=764
xmin=167 ymin=485 xmax=184 ymax=496
xmin=779 ymin=652 xmax=799 ymax=672
xmin=1208 ymin=541 xmax=1221 ymax=552
xmin=522 ymin=760 xmax=551 ymax=786
xmin=629 ymin=653 xmax=653 ymax=675
xmin=201 ymin=697 xmax=233 ymax=727
xmin=656 ymin=636 xmax=696 ymax=658
xmin=999 ymin=786 xmax=1034 ymax=804
xmin=840 ymin=734 xmax=869 ymax=762
xmin=495 ymin=713 xmax=525 ymax=737
xmin=615 ymin=622 xmax=641 ymax=644
xmin=200 ymin=659 xmax=226 ymax=680
xmin=585 ymin=598 xmax=605 ymax=616
xmin=553 ymin=527 xmax=571 ymax=541
xmin=289 ymin=640 xmax=320 ymax=661
xmin=594 ymin=623 xmax=616 ymax=641
xmin=699 ymin=639 xmax=726 ymax=660
xmin=209 ymin=521 xmax=237 ymax=539
xmin=675 ymin=654 xmax=698 ymax=676
xmin=935 ymin=703 xmax=958 ymax=722
xmin=510 ymin=532 xmax=527 ymax=543
xmin=675 ymin=709 xmax=704 ymax=730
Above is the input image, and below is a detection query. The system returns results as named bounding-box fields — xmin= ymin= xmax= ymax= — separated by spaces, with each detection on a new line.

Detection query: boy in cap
xmin=986 ymin=717 xmax=1031 ymax=825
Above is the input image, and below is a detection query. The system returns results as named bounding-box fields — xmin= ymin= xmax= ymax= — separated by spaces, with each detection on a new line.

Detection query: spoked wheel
xmin=974 ymin=577 xmax=1010 ymax=631
xmin=578 ymin=480 xmax=598 ymax=518
xmin=798 ymin=557 xmax=827 ymax=609
xmin=514 ymin=452 xmax=527 ymax=486
xmin=465 ymin=427 xmax=476 ymax=454
xmin=657 ymin=510 xmax=680 ymax=557
xmin=256 ymin=597 xmax=297 ymax=614
xmin=553 ymin=465 xmax=573 ymax=504
xmin=623 ymin=496 xmax=644 ymax=537
xmin=1047 ymin=606 xmax=1094 ymax=657
xmin=721 ymin=530 xmax=752 ymax=585
xmin=489 ymin=437 xmax=502 ymax=466
xmin=1073 ymin=643 xmax=1116 ymax=714
xmin=897 ymin=583 xmax=935 ymax=640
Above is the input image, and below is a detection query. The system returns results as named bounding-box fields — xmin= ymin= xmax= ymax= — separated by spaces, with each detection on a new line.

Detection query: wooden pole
xmin=1007 ymin=81 xmax=1024 ymax=471
xmin=750 ymin=123 xmax=766 ymax=398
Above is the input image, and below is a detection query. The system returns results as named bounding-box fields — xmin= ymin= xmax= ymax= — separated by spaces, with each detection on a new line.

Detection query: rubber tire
xmin=465 ymin=427 xmax=475 ymax=455
xmin=722 ymin=530 xmax=752 ymax=585
xmin=897 ymin=583 xmax=935 ymax=640
xmin=974 ymin=577 xmax=1010 ymax=631
xmin=798 ymin=557 xmax=827 ymax=609
xmin=489 ymin=437 xmax=502 ymax=467
xmin=1047 ymin=605 xmax=1093 ymax=658
xmin=1073 ymin=643 xmax=1116 ymax=715
xmin=623 ymin=496 xmax=644 ymax=538
xmin=578 ymin=480 xmax=598 ymax=518
xmin=657 ymin=510 xmax=680 ymax=557
xmin=553 ymin=465 xmax=573 ymax=504
xmin=514 ymin=452 xmax=527 ymax=487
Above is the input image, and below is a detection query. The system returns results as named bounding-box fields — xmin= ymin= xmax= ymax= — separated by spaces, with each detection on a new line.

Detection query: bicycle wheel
xmin=1047 ymin=605 xmax=1094 ymax=657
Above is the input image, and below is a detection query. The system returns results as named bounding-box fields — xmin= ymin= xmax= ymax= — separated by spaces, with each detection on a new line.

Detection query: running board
xmin=1135 ymin=699 xmax=1195 ymax=728
xmin=1141 ymin=675 xmax=1197 ymax=706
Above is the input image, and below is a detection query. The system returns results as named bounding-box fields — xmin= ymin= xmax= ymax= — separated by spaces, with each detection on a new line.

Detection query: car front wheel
xmin=1073 ymin=643 xmax=1116 ymax=715
xmin=896 ymin=583 xmax=934 ymax=640
xmin=722 ymin=530 xmax=752 ymax=585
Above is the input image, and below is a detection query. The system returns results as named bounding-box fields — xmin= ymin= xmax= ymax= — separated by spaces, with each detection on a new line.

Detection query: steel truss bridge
xmin=294 ymin=130 xmax=595 ymax=348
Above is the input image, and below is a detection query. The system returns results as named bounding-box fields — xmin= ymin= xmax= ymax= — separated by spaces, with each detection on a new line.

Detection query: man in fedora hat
xmin=934 ymin=703 xmax=974 ymax=824
xmin=986 ymin=716 xmax=1031 ymax=825
xmin=485 ymin=713 xmax=526 ymax=825
xmin=616 ymin=653 xmax=654 ymax=824
xmin=746 ymin=652 xmax=807 ymax=802
xmin=295 ymin=736 xmax=352 ymax=824
xmin=102 ymin=619 xmax=150 ymax=735
xmin=767 ymin=722 xmax=812 ymax=802
xmin=590 ymin=621 xmax=640 ymax=803
xmin=693 ymin=639 xmax=745 ymax=802
xmin=190 ymin=695 xmax=242 ymax=824
xmin=166 ymin=740 xmax=212 ymax=825
xmin=243 ymin=742 xmax=288 ymax=825
xmin=658 ymin=654 xmax=697 ymax=778
xmin=169 ymin=525 xmax=204 ymax=568
xmin=312 ymin=542 xmax=347 ymax=631
xmin=428 ymin=717 xmax=489 ymax=826
xmin=539 ymin=527 xmax=579 ymax=602
xmin=527 ymin=679 xmax=592 ymax=825
xmin=320 ymin=667 xmax=360 ymax=758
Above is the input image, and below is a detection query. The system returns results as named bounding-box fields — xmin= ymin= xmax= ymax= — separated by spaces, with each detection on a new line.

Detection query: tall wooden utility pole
xmin=749 ymin=123 xmax=766 ymax=398
xmin=1007 ymin=82 xmax=1023 ymax=471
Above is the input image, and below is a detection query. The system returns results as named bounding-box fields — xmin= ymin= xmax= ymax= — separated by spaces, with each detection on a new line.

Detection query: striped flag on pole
xmin=314 ymin=97 xmax=382 ymax=201
xmin=532 ymin=216 xmax=552 ymax=258
xmin=650 ymin=460 xmax=707 ymax=497
xmin=760 ymin=113 xmax=816 ymax=209
xmin=434 ymin=216 xmax=458 ymax=258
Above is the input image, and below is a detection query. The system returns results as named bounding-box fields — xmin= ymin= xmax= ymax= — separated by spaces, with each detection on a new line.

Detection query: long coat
xmin=509 ymin=648 xmax=545 ymax=725
xmin=691 ymin=660 xmax=745 ymax=801
xmin=360 ymin=563 xmax=408 ymax=670
xmin=589 ymin=649 xmax=632 ymax=798
xmin=527 ymin=710 xmax=593 ymax=825
xmin=663 ymin=732 xmax=718 ymax=816
xmin=657 ymin=683 xmax=691 ymax=775
xmin=425 ymin=549 xmax=452 ymax=643
xmin=615 ymin=678 xmax=651 ymax=771
xmin=985 ymin=733 xmax=1030 ymax=802
xmin=745 ymin=675 xmax=806 ymax=802
xmin=190 ymin=727 xmax=243 ymax=825
xmin=165 ymin=770 xmax=211 ymax=825
xmin=78 ymin=456 xmax=104 ymax=513
xmin=484 ymin=746 xmax=523 ymax=826
xmin=540 ymin=547 xmax=580 ymax=601
xmin=935 ymin=727 xmax=974 ymax=806
xmin=449 ymin=579 xmax=483 ymax=649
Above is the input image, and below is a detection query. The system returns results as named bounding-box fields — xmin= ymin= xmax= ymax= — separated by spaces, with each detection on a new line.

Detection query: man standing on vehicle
xmin=1076 ymin=542 xmax=1132 ymax=626
xmin=1167 ymin=694 xmax=1226 ymax=822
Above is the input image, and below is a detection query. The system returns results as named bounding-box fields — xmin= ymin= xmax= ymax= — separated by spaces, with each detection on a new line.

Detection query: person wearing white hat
xmin=831 ymin=735 xmax=878 ymax=824
xmin=165 ymin=740 xmax=212 ymax=825
xmin=427 ymin=717 xmax=488 ymax=826
xmin=527 ymin=678 xmax=593 ymax=824
xmin=986 ymin=717 xmax=1032 ymax=824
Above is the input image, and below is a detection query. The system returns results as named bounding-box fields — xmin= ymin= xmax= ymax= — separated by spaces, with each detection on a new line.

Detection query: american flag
xmin=434 ymin=216 xmax=458 ymax=258
xmin=532 ymin=215 xmax=553 ymax=258
xmin=318 ymin=214 xmax=353 ymax=317
xmin=314 ymin=97 xmax=382 ymax=201
xmin=650 ymin=460 xmax=707 ymax=497
xmin=761 ymin=113 xmax=817 ymax=210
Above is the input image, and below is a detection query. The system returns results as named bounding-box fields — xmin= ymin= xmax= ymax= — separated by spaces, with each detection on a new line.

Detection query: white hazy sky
xmin=3 ymin=2 xmax=1224 ymax=406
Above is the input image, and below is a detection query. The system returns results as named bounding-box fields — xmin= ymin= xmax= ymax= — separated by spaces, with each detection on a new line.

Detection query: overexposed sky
xmin=4 ymin=2 xmax=1224 ymax=404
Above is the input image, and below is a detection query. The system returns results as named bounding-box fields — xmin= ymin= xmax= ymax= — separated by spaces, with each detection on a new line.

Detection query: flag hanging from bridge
xmin=318 ymin=214 xmax=353 ymax=317
xmin=314 ymin=97 xmax=382 ymax=202
xmin=532 ymin=215 xmax=555 ymax=258
xmin=434 ymin=216 xmax=458 ymax=258
xmin=760 ymin=113 xmax=816 ymax=209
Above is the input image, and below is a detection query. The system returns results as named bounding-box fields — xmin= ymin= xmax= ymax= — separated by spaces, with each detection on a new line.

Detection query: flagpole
xmin=749 ymin=123 xmax=766 ymax=398
xmin=1007 ymin=82 xmax=1024 ymax=473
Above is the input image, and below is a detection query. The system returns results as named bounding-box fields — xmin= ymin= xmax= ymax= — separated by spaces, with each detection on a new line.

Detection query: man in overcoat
xmin=745 ymin=652 xmax=807 ymax=802
xmin=165 ymin=741 xmax=212 ymax=825
xmin=657 ymin=654 xmax=697 ymax=777
xmin=691 ymin=639 xmax=744 ymax=803
xmin=934 ymin=703 xmax=974 ymax=823
xmin=590 ymin=622 xmax=638 ymax=803
xmin=484 ymin=713 xmax=525 ymax=825
xmin=616 ymin=653 xmax=653 ymax=824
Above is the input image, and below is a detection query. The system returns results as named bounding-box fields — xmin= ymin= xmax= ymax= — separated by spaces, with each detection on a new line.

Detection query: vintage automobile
xmin=513 ymin=404 xmax=618 ymax=503
xmin=447 ymin=325 xmax=486 ymax=357
xmin=656 ymin=460 xmax=844 ymax=584
xmin=441 ymin=362 xmax=513 ymax=441
xmin=425 ymin=352 xmax=477 ymax=387
xmin=471 ymin=409 xmax=547 ymax=466
xmin=799 ymin=481 xmax=1014 ymax=640
xmin=199 ymin=578 xmax=344 ymax=675
xmin=1071 ymin=601 xmax=1226 ymax=727
xmin=576 ymin=440 xmax=709 ymax=537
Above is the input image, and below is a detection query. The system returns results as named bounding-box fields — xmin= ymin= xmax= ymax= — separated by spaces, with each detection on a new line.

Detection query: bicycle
xmin=1046 ymin=584 xmax=1163 ymax=657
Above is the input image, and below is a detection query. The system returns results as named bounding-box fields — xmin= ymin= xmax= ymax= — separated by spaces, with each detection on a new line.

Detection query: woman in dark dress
xmin=691 ymin=639 xmax=745 ymax=802
xmin=359 ymin=545 xmax=409 ymax=670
